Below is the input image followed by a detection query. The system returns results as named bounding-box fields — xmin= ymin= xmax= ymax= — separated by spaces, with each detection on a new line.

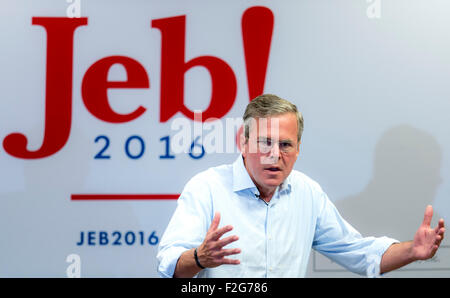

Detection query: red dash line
xmin=71 ymin=194 xmax=180 ymax=201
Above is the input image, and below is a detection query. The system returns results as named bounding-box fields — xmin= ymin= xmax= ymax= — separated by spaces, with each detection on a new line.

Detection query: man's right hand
xmin=196 ymin=212 xmax=241 ymax=268
xmin=173 ymin=212 xmax=241 ymax=277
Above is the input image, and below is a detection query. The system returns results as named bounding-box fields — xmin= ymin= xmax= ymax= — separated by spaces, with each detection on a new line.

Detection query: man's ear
xmin=237 ymin=125 xmax=247 ymax=156
xmin=240 ymin=137 xmax=247 ymax=157
xmin=295 ymin=141 xmax=301 ymax=157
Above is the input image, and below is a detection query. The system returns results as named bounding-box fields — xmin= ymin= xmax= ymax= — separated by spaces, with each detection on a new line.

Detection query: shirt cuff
xmin=366 ymin=236 xmax=400 ymax=277
xmin=157 ymin=246 xmax=190 ymax=278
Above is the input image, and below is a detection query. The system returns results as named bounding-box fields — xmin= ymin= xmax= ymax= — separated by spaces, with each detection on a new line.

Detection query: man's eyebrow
xmin=257 ymin=136 xmax=270 ymax=141
xmin=257 ymin=137 xmax=294 ymax=144
xmin=279 ymin=139 xmax=293 ymax=144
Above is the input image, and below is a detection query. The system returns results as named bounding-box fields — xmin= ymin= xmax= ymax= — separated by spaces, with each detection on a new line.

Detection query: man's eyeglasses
xmin=256 ymin=137 xmax=297 ymax=153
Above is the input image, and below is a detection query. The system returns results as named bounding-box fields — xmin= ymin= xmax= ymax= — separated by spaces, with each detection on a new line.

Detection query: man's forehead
xmin=248 ymin=117 xmax=279 ymax=135
xmin=247 ymin=114 xmax=297 ymax=137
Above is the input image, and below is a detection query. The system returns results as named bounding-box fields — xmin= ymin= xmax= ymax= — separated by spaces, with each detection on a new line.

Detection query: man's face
xmin=242 ymin=112 xmax=300 ymax=194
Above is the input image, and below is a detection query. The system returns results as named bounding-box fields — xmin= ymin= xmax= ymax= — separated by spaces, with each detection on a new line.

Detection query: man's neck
xmin=242 ymin=156 xmax=278 ymax=203
xmin=257 ymin=185 xmax=276 ymax=203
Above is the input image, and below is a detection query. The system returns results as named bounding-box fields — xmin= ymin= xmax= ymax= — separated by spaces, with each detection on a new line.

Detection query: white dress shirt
xmin=157 ymin=155 xmax=398 ymax=277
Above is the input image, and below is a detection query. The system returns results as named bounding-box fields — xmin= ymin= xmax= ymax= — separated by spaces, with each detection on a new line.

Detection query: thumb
xmin=422 ymin=205 xmax=433 ymax=227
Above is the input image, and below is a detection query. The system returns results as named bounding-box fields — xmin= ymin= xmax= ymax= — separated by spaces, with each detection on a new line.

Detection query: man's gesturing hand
xmin=412 ymin=205 xmax=445 ymax=260
xmin=381 ymin=205 xmax=446 ymax=274
xmin=196 ymin=212 xmax=241 ymax=268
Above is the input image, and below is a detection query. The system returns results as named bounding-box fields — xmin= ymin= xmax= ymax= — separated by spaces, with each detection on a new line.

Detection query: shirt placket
xmin=265 ymin=189 xmax=279 ymax=277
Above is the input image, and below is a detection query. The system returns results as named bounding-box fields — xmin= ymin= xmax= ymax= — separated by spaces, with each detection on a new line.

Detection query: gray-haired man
xmin=157 ymin=94 xmax=445 ymax=278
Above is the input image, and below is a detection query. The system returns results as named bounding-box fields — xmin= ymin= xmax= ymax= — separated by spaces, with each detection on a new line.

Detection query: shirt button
xmin=268 ymin=235 xmax=272 ymax=240
xmin=269 ymin=267 xmax=273 ymax=271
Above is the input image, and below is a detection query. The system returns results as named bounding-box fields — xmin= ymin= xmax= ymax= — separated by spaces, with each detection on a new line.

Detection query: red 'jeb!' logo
xmin=3 ymin=6 xmax=274 ymax=159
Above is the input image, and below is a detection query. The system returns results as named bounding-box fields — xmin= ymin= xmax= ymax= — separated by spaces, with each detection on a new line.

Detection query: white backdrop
xmin=0 ymin=0 xmax=449 ymax=277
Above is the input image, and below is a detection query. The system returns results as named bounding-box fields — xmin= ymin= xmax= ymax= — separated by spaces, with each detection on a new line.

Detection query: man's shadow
xmin=335 ymin=125 xmax=443 ymax=241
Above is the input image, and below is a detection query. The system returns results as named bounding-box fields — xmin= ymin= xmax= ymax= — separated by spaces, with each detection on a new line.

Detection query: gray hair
xmin=243 ymin=94 xmax=304 ymax=143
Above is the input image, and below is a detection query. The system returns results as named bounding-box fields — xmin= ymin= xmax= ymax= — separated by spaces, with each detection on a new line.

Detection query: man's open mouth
xmin=264 ymin=167 xmax=281 ymax=172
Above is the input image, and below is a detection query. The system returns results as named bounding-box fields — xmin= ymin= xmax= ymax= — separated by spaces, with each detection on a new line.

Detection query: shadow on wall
xmin=335 ymin=124 xmax=443 ymax=241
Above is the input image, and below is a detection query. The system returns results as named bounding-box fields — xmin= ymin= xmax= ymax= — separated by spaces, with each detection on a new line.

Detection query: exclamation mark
xmin=241 ymin=6 xmax=274 ymax=101
xmin=236 ymin=6 xmax=274 ymax=152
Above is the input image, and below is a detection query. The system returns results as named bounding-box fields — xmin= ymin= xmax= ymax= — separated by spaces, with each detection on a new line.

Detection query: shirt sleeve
xmin=312 ymin=192 xmax=399 ymax=276
xmin=156 ymin=173 xmax=213 ymax=278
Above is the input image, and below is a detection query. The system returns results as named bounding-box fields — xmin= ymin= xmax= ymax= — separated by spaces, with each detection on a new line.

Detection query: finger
xmin=438 ymin=228 xmax=445 ymax=241
xmin=435 ymin=225 xmax=445 ymax=235
xmin=422 ymin=205 xmax=433 ymax=227
xmin=211 ymin=225 xmax=233 ymax=241
xmin=434 ymin=219 xmax=445 ymax=234
xmin=435 ymin=238 xmax=442 ymax=248
xmin=213 ymin=248 xmax=241 ymax=258
xmin=215 ymin=235 xmax=239 ymax=249
xmin=434 ymin=219 xmax=445 ymax=231
xmin=219 ymin=258 xmax=241 ymax=265
xmin=208 ymin=212 xmax=221 ymax=233
xmin=434 ymin=231 xmax=445 ymax=246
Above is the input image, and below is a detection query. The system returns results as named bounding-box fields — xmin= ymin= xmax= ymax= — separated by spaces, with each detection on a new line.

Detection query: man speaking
xmin=157 ymin=94 xmax=445 ymax=278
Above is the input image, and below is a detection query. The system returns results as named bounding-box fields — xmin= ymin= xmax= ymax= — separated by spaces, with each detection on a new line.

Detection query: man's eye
xmin=259 ymin=139 xmax=271 ymax=146
xmin=280 ymin=142 xmax=292 ymax=148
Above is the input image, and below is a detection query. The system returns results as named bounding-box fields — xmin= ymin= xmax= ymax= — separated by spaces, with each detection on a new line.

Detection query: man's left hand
xmin=411 ymin=205 xmax=445 ymax=260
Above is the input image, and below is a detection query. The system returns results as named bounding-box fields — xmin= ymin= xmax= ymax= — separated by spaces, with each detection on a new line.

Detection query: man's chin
xmin=261 ymin=177 xmax=284 ymax=187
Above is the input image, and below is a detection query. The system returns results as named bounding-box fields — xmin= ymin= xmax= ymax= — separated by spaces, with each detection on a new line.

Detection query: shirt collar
xmin=232 ymin=154 xmax=258 ymax=192
xmin=232 ymin=154 xmax=292 ymax=194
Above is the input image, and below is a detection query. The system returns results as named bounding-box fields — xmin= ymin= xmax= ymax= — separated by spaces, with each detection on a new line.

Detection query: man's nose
xmin=269 ymin=142 xmax=280 ymax=161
